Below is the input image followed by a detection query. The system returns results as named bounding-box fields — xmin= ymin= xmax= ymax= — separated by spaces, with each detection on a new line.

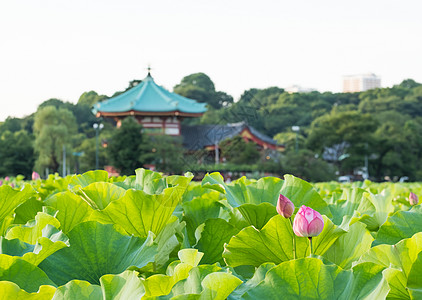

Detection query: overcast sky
xmin=0 ymin=0 xmax=421 ymax=121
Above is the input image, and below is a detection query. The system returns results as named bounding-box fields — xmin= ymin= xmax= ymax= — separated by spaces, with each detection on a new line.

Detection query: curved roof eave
xmin=93 ymin=74 xmax=208 ymax=115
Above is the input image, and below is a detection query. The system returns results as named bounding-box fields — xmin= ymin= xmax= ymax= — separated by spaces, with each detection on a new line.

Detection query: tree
xmin=273 ymin=132 xmax=305 ymax=152
xmin=219 ymin=136 xmax=260 ymax=165
xmin=33 ymin=106 xmax=78 ymax=174
xmin=307 ymin=111 xmax=377 ymax=174
xmin=0 ymin=117 xmax=22 ymax=133
xmin=77 ymin=91 xmax=108 ymax=107
xmin=141 ymin=135 xmax=185 ymax=174
xmin=370 ymin=111 xmax=418 ymax=180
xmin=281 ymin=150 xmax=336 ymax=182
xmin=107 ymin=117 xmax=147 ymax=175
xmin=174 ymin=73 xmax=233 ymax=109
xmin=0 ymin=130 xmax=34 ymax=178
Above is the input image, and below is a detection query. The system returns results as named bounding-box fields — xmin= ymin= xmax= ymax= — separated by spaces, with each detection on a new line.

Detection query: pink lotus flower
xmin=0 ymin=180 xmax=3 ymax=186
xmin=293 ymin=205 xmax=324 ymax=237
xmin=4 ymin=176 xmax=9 ymax=181
xmin=276 ymin=194 xmax=295 ymax=218
xmin=409 ymin=192 xmax=418 ymax=205
xmin=32 ymin=171 xmax=40 ymax=181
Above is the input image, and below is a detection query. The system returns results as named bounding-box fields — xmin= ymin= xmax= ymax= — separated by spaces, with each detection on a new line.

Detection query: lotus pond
xmin=0 ymin=169 xmax=421 ymax=299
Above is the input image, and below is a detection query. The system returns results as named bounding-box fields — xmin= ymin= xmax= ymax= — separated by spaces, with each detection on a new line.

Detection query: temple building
xmin=182 ymin=122 xmax=284 ymax=152
xmin=93 ymin=71 xmax=207 ymax=136
xmin=93 ymin=72 xmax=284 ymax=155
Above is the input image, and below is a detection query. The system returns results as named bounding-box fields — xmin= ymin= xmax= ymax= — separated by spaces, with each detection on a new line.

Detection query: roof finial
xmin=147 ymin=64 xmax=152 ymax=77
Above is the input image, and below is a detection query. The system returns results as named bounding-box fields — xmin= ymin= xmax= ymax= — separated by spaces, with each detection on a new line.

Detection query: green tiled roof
xmin=93 ymin=74 xmax=207 ymax=115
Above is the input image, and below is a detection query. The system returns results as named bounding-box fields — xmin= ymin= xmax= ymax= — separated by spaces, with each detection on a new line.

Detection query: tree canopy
xmin=33 ymin=106 xmax=78 ymax=174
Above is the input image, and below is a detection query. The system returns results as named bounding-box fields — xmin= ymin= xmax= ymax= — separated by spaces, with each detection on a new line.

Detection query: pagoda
xmin=92 ymin=71 xmax=207 ymax=135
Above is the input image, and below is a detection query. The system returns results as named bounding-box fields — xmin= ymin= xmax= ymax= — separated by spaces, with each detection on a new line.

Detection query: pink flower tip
xmin=409 ymin=192 xmax=418 ymax=205
xmin=276 ymin=194 xmax=295 ymax=218
xmin=32 ymin=171 xmax=41 ymax=181
xmin=293 ymin=205 xmax=324 ymax=237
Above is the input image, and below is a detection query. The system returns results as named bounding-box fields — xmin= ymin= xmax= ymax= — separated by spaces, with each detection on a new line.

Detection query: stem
xmin=309 ymin=237 xmax=313 ymax=255
xmin=289 ymin=218 xmax=296 ymax=260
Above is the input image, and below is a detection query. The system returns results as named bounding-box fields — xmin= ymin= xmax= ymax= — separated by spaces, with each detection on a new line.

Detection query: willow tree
xmin=33 ymin=106 xmax=78 ymax=174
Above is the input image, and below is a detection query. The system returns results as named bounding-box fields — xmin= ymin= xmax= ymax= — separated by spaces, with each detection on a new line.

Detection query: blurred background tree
xmin=33 ymin=106 xmax=78 ymax=174
xmin=107 ymin=117 xmax=147 ymax=175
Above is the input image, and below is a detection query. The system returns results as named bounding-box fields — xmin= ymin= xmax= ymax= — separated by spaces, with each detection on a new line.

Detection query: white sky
xmin=0 ymin=0 xmax=421 ymax=122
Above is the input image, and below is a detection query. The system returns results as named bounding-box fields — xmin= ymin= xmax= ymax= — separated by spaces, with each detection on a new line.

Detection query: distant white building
xmin=285 ymin=85 xmax=316 ymax=94
xmin=343 ymin=73 xmax=381 ymax=93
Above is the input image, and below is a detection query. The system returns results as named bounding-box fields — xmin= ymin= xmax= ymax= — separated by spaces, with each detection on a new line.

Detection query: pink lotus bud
xmin=277 ymin=194 xmax=295 ymax=218
xmin=4 ymin=176 xmax=9 ymax=181
xmin=0 ymin=180 xmax=2 ymax=186
xmin=293 ymin=205 xmax=324 ymax=237
xmin=32 ymin=172 xmax=40 ymax=181
xmin=409 ymin=192 xmax=418 ymax=205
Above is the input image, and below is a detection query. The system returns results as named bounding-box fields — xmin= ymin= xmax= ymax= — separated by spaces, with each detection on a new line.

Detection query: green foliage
xmin=174 ymin=73 xmax=233 ymax=109
xmin=0 ymin=169 xmax=422 ymax=298
xmin=107 ymin=117 xmax=147 ymax=175
xmin=142 ymin=135 xmax=186 ymax=174
xmin=39 ymin=221 xmax=157 ymax=285
xmin=77 ymin=91 xmax=108 ymax=107
xmin=281 ymin=150 xmax=337 ymax=182
xmin=219 ymin=136 xmax=260 ymax=165
xmin=242 ymin=258 xmax=388 ymax=299
xmin=0 ymin=130 xmax=34 ymax=178
xmin=33 ymin=106 xmax=78 ymax=173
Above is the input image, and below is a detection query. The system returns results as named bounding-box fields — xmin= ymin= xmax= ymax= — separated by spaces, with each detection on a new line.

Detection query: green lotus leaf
xmin=6 ymin=212 xmax=61 ymax=244
xmin=68 ymin=170 xmax=109 ymax=188
xmin=181 ymin=183 xmax=219 ymax=203
xmin=312 ymin=216 xmax=347 ymax=256
xmin=52 ymin=270 xmax=145 ymax=300
xmin=242 ymin=258 xmax=387 ymax=299
xmin=39 ymin=221 xmax=157 ymax=286
xmin=151 ymin=216 xmax=186 ymax=270
xmin=201 ymin=173 xmax=227 ymax=194
xmin=223 ymin=215 xmax=309 ymax=267
xmin=52 ymin=280 xmax=101 ymax=300
xmin=0 ymin=237 xmax=34 ymax=257
xmin=100 ymin=270 xmax=145 ymax=300
xmin=0 ymin=184 xmax=35 ymax=223
xmin=228 ymin=263 xmax=276 ymax=299
xmin=0 ymin=216 xmax=14 ymax=237
xmin=199 ymin=272 xmax=243 ymax=300
xmin=1 ymin=222 xmax=69 ymax=266
xmin=133 ymin=168 xmax=168 ymax=194
xmin=158 ymin=268 xmax=241 ymax=300
xmin=236 ymin=203 xmax=277 ymax=230
xmin=13 ymin=198 xmax=44 ymax=225
xmin=407 ymin=250 xmax=422 ymax=299
xmin=323 ymin=221 xmax=373 ymax=269
xmin=0 ymin=254 xmax=55 ymax=293
xmin=74 ymin=182 xmax=127 ymax=210
xmin=359 ymin=189 xmax=394 ymax=231
xmin=280 ymin=174 xmax=331 ymax=217
xmin=172 ymin=264 xmax=223 ymax=296
xmin=0 ymin=281 xmax=55 ymax=300
xmin=359 ymin=232 xmax=422 ymax=299
xmin=202 ymin=173 xmax=283 ymax=207
xmin=91 ymin=186 xmax=187 ymax=238
xmin=124 ymin=168 xmax=192 ymax=195
xmin=373 ymin=207 xmax=422 ymax=246
xmin=44 ymin=191 xmax=94 ymax=234
xmin=195 ymin=218 xmax=239 ymax=265
xmin=328 ymin=188 xmax=374 ymax=225
xmin=143 ymin=249 xmax=204 ymax=298
xmin=182 ymin=193 xmax=224 ymax=244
